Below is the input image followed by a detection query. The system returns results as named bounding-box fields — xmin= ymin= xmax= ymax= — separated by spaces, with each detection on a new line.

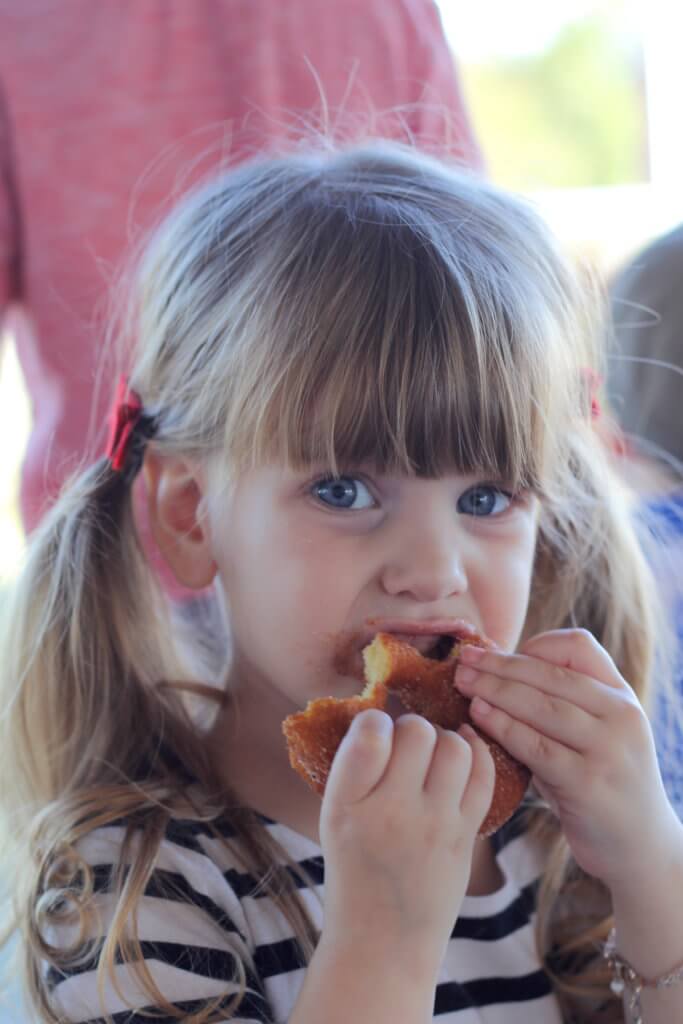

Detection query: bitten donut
xmin=282 ymin=631 xmax=530 ymax=836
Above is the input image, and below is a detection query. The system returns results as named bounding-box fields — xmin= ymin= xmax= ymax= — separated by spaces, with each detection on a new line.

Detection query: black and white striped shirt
xmin=48 ymin=806 xmax=563 ymax=1023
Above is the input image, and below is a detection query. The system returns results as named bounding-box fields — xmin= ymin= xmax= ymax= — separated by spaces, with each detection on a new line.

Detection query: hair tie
xmin=105 ymin=376 xmax=155 ymax=475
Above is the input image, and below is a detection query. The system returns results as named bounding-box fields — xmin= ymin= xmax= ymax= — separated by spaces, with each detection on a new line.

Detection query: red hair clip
xmin=580 ymin=367 xmax=630 ymax=456
xmin=581 ymin=368 xmax=602 ymax=420
xmin=105 ymin=376 xmax=144 ymax=472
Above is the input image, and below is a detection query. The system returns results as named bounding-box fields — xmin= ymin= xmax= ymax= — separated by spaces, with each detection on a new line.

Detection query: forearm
xmin=608 ymin=820 xmax=683 ymax=1024
xmin=289 ymin=932 xmax=438 ymax=1024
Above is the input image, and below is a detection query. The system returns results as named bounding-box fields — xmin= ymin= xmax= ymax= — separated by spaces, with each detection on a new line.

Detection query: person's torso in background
xmin=0 ymin=0 xmax=481 ymax=597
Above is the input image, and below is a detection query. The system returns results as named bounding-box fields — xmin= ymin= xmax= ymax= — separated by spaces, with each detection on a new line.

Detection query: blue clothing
xmin=640 ymin=491 xmax=683 ymax=816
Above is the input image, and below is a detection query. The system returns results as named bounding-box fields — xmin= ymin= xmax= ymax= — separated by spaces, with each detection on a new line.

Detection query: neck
xmin=206 ymin=661 xmax=324 ymax=840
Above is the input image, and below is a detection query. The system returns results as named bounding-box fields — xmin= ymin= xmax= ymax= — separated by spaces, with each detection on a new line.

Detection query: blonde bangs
xmin=220 ymin=196 xmax=569 ymax=491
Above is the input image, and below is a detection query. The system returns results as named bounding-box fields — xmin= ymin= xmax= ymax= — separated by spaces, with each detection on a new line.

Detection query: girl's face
xmin=207 ymin=464 xmax=540 ymax=713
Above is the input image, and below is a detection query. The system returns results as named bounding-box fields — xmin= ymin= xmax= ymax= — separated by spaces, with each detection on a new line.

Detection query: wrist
xmin=606 ymin=820 xmax=683 ymax=981
xmin=317 ymin=925 xmax=442 ymax=990
xmin=291 ymin=931 xmax=439 ymax=1024
xmin=607 ymin=817 xmax=683 ymax=906
xmin=602 ymin=927 xmax=683 ymax=1024
xmin=605 ymin=814 xmax=683 ymax=898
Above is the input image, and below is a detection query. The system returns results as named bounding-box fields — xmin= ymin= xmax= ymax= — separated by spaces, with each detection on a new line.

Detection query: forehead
xmin=212 ymin=183 xmax=580 ymax=494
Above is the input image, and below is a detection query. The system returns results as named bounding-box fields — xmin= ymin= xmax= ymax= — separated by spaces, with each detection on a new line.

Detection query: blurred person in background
xmin=609 ymin=222 xmax=683 ymax=818
xmin=0 ymin=0 xmax=483 ymax=613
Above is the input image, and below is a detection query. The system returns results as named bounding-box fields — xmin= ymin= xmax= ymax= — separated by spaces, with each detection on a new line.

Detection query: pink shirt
xmin=0 ymin=0 xmax=481 ymax=595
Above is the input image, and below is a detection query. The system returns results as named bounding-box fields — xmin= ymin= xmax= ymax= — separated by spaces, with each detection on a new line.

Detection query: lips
xmin=363 ymin=617 xmax=481 ymax=648
xmin=333 ymin=618 xmax=483 ymax=679
xmin=389 ymin=634 xmax=454 ymax=658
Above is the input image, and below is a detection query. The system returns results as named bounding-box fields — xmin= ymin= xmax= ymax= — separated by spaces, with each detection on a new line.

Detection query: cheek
xmin=271 ymin=529 xmax=363 ymax=624
xmin=504 ymin=560 xmax=535 ymax=633
xmin=476 ymin=529 xmax=538 ymax=645
xmin=219 ymin=504 xmax=360 ymax=643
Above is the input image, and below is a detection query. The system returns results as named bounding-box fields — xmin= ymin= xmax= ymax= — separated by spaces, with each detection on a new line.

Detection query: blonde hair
xmin=0 ymin=141 xmax=665 ymax=1023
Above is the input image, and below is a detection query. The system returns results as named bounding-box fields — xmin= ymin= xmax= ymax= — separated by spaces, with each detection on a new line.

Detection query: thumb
xmin=324 ymin=709 xmax=393 ymax=807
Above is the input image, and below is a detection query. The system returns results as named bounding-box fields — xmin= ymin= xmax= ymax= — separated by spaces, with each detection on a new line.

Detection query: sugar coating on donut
xmin=282 ymin=631 xmax=530 ymax=835
xmin=282 ymin=684 xmax=387 ymax=796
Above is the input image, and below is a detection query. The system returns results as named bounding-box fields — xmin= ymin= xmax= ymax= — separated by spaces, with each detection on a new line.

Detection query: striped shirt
xmin=48 ymin=806 xmax=563 ymax=1023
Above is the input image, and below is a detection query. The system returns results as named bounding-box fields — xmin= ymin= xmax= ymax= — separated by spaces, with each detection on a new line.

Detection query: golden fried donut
xmin=282 ymin=631 xmax=530 ymax=836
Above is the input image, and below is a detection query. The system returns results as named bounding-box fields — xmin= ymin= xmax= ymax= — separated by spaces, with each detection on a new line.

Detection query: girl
xmin=1 ymin=142 xmax=682 ymax=1024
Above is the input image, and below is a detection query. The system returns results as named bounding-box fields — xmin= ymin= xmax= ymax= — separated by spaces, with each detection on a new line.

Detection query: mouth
xmin=333 ymin=618 xmax=481 ymax=678
xmin=387 ymin=632 xmax=457 ymax=660
xmin=366 ymin=618 xmax=480 ymax=658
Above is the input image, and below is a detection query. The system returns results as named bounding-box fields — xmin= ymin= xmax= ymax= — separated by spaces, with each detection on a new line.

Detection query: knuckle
xmin=378 ymin=804 xmax=411 ymax=842
xmin=540 ymin=692 xmax=563 ymax=718
xmin=481 ymin=674 xmax=501 ymax=699
xmin=572 ymin=628 xmax=597 ymax=652
xmin=615 ymin=694 xmax=647 ymax=732
xmin=529 ymin=729 xmax=555 ymax=763
xmin=440 ymin=728 xmax=471 ymax=762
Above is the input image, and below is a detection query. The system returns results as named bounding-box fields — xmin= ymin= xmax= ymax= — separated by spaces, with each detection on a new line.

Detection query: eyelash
xmin=308 ymin=474 xmax=521 ymax=516
xmin=309 ymin=474 xmax=377 ymax=511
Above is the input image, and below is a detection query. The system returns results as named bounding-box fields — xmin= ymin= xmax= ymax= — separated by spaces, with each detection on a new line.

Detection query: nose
xmin=380 ymin=519 xmax=468 ymax=603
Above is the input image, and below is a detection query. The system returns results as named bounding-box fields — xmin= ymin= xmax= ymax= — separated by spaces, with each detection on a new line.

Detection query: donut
xmin=282 ymin=631 xmax=530 ymax=836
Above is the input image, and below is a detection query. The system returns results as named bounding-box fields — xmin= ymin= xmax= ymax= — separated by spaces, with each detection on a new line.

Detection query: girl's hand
xmin=319 ymin=709 xmax=494 ymax=972
xmin=454 ymin=628 xmax=680 ymax=890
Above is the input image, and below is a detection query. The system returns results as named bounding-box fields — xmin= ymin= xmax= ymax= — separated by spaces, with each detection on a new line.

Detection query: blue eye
xmin=312 ymin=476 xmax=375 ymax=510
xmin=457 ymin=484 xmax=512 ymax=517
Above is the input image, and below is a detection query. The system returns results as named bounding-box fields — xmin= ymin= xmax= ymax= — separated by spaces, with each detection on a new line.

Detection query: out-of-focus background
xmin=0 ymin=0 xmax=680 ymax=588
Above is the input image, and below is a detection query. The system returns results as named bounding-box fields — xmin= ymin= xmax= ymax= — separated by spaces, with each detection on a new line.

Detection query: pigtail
xmin=0 ymin=442 xmax=221 ymax=1021
xmin=0 ymin=426 xmax=318 ymax=1024
xmin=0 ymin=451 xmax=179 ymax=815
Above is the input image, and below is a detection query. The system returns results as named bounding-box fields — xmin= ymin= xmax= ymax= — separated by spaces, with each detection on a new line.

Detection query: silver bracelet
xmin=602 ymin=927 xmax=683 ymax=1024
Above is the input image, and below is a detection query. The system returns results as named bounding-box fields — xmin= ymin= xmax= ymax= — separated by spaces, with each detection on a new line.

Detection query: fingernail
xmin=471 ymin=696 xmax=492 ymax=716
xmin=459 ymin=645 xmax=485 ymax=664
xmin=455 ymin=665 xmax=478 ymax=686
xmin=354 ymin=709 xmax=392 ymax=735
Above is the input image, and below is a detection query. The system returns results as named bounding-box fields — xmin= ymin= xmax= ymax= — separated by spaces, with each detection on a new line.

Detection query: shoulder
xmin=79 ymin=814 xmax=251 ymax=925
xmin=47 ymin=814 xmax=273 ymax=1023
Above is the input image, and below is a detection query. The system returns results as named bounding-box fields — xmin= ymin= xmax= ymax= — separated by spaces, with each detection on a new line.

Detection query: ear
xmin=143 ymin=451 xmax=217 ymax=590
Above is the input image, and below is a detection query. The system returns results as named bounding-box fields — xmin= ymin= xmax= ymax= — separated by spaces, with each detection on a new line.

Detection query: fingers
xmin=453 ymin=629 xmax=634 ymax=768
xmin=455 ymin=629 xmax=627 ymax=718
xmin=456 ymin=667 xmax=599 ymax=752
xmin=383 ymin=714 xmax=439 ymax=796
xmin=325 ymin=709 xmax=393 ymax=805
xmin=421 ymin=724 xmax=471 ymax=803
xmin=519 ymin=628 xmax=622 ymax=687
xmin=414 ymin=722 xmax=495 ymax=835
xmin=451 ymin=725 xmax=495 ymax=828
xmin=326 ymin=710 xmax=491 ymax=828
xmin=466 ymin=695 xmax=580 ymax=787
